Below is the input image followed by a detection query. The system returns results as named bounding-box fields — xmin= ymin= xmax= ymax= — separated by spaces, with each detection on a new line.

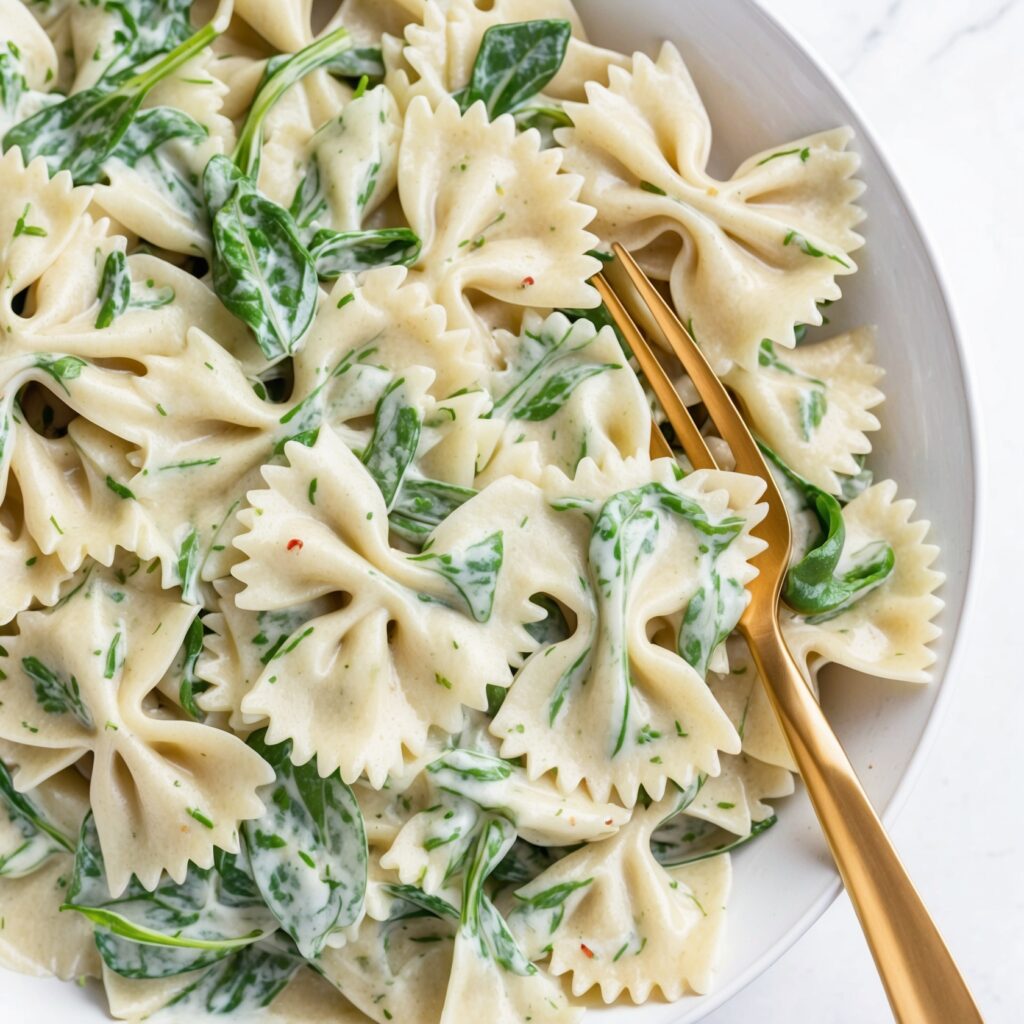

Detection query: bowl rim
xmin=676 ymin=2 xmax=983 ymax=1020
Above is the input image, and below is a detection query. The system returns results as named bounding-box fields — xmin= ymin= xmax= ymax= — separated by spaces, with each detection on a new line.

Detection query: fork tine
xmin=610 ymin=243 xmax=772 ymax=484
xmin=593 ymin=273 xmax=717 ymax=471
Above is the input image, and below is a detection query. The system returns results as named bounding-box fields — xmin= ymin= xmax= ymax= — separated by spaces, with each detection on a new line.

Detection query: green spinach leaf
xmin=0 ymin=759 xmax=75 ymax=877
xmin=455 ymin=20 xmax=572 ymax=120
xmin=95 ymin=250 xmax=131 ymax=328
xmin=651 ymin=813 xmax=777 ymax=867
xmin=359 ymin=377 xmax=421 ymax=509
xmin=489 ymin=316 xmax=620 ymax=423
xmin=204 ymin=155 xmax=318 ymax=362
xmin=231 ymin=28 xmax=352 ymax=180
xmin=388 ymin=477 xmax=477 ymax=545
xmin=324 ymin=47 xmax=385 ymax=81
xmin=411 ymin=531 xmax=504 ymax=623
xmin=308 ymin=226 xmax=421 ymax=278
xmin=164 ymin=938 xmax=303 ymax=1013
xmin=21 ymin=655 xmax=92 ymax=728
xmin=90 ymin=0 xmax=193 ymax=85
xmin=64 ymin=814 xmax=277 ymax=953
xmin=761 ymin=443 xmax=895 ymax=617
xmin=2 ymin=17 xmax=223 ymax=184
xmin=243 ymin=730 xmax=368 ymax=960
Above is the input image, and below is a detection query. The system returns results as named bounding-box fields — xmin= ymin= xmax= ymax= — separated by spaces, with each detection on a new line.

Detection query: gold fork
xmin=595 ymin=243 xmax=983 ymax=1024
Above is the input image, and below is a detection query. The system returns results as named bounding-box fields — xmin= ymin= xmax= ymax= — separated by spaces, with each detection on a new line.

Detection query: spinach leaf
xmin=2 ymin=16 xmax=224 ymax=184
xmin=90 ymin=0 xmax=193 ymax=85
xmin=96 ymin=250 xmax=131 ymax=328
xmin=388 ymin=477 xmax=477 ymax=545
xmin=231 ymin=27 xmax=353 ymax=180
xmin=177 ymin=615 xmax=208 ymax=720
xmin=460 ymin=816 xmax=536 ymax=975
xmin=523 ymin=594 xmax=572 ymax=647
xmin=204 ymin=29 xmax=354 ymax=359
xmin=308 ymin=226 xmax=421 ymax=278
xmin=509 ymin=877 xmax=592 ymax=935
xmin=837 ymin=455 xmax=873 ymax=503
xmin=243 ymin=730 xmax=368 ymax=960
xmin=95 ymin=931 xmax=232 ymax=980
xmin=489 ymin=317 xmax=621 ymax=423
xmin=105 ymin=106 xmax=209 ymax=223
xmin=491 ymin=840 xmax=554 ymax=887
xmin=359 ymin=377 xmax=421 ymax=509
xmin=163 ymin=938 xmax=303 ymax=1014
xmin=761 ymin=444 xmax=895 ymax=617
xmin=651 ymin=813 xmax=777 ymax=867
xmin=64 ymin=814 xmax=278 ymax=952
xmin=324 ymin=47 xmax=385 ymax=81
xmin=0 ymin=759 xmax=75 ymax=877
xmin=204 ymin=155 xmax=319 ymax=362
xmin=21 ymin=655 xmax=92 ymax=728
xmin=455 ymin=20 xmax=572 ymax=120
xmin=382 ymin=883 xmax=459 ymax=921
xmin=0 ymin=49 xmax=26 ymax=119
xmin=678 ymin=552 xmax=748 ymax=680
xmin=411 ymin=531 xmax=504 ymax=623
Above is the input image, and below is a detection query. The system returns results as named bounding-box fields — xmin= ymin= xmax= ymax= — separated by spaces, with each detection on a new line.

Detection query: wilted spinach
xmin=308 ymin=227 xmax=421 ymax=278
xmin=761 ymin=443 xmax=895 ymax=618
xmin=64 ymin=815 xmax=277 ymax=971
xmin=488 ymin=317 xmax=621 ymax=423
xmin=651 ymin=813 xmax=777 ymax=867
xmin=2 ymin=16 xmax=224 ymax=184
xmin=411 ymin=531 xmax=505 ymax=623
xmin=0 ymin=759 xmax=75 ymax=877
xmin=243 ymin=730 xmax=367 ymax=960
xmin=455 ymin=20 xmax=572 ymax=122
xmin=89 ymin=0 xmax=193 ymax=85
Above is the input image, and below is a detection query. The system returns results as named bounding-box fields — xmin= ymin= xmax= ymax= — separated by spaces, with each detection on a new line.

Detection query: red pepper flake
xmin=580 ymin=943 xmax=595 ymax=959
xmin=286 ymin=538 xmax=304 ymax=552
xmin=519 ymin=275 xmax=535 ymax=288
xmin=604 ymin=818 xmax=614 ymax=826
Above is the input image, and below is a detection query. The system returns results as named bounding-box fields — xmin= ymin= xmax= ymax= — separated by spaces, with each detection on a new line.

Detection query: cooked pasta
xmin=0 ymin=1 xmax=942 ymax=1020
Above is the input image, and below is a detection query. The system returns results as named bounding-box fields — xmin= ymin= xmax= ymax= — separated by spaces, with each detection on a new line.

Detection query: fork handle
xmin=740 ymin=617 xmax=984 ymax=1024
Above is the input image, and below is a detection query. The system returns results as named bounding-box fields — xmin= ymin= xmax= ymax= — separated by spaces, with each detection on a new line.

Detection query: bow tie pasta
xmin=0 ymin=0 xmax=943 ymax=1021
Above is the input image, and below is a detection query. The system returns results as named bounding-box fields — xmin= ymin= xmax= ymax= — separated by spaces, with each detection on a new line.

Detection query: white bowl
xmin=2 ymin=1 xmax=977 ymax=1021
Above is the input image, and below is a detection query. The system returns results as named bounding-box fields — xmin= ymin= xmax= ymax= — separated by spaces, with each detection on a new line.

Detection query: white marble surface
xmin=706 ymin=2 xmax=1024 ymax=1021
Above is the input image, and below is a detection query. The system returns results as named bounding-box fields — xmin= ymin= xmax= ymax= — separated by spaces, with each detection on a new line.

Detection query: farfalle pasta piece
xmin=399 ymin=96 xmax=600 ymax=353
xmin=2 ymin=316 xmax=277 ymax=584
xmin=295 ymin=268 xmax=486 ymax=402
xmin=510 ymin=794 xmax=731 ymax=1002
xmin=233 ymin=427 xmax=551 ymax=785
xmin=782 ymin=480 xmax=943 ymax=682
xmin=0 ymin=149 xmax=92 ymax=315
xmin=386 ymin=0 xmax=627 ymax=112
xmin=0 ymin=569 xmax=273 ymax=894
xmin=0 ymin=487 xmax=71 ymax=624
xmin=2 ymin=0 xmax=58 ymax=83
xmin=318 ymin=908 xmax=456 ymax=1024
xmin=727 ymin=328 xmax=884 ymax=493
xmin=684 ymin=753 xmax=794 ymax=837
xmin=492 ymin=455 xmax=764 ymax=805
xmin=476 ymin=310 xmax=650 ymax=482
xmin=234 ymin=0 xmax=314 ymax=52
xmin=196 ymin=577 xmax=338 ymax=730
xmin=559 ymin=42 xmax=864 ymax=372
